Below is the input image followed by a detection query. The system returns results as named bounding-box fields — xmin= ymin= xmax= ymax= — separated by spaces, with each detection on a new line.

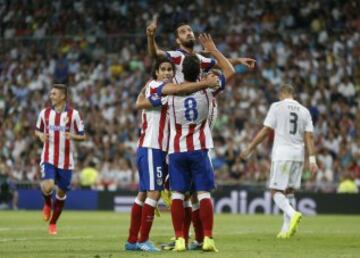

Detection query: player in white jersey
xmin=35 ymin=84 xmax=86 ymax=235
xmin=125 ymin=57 xmax=220 ymax=252
xmin=240 ymin=84 xmax=318 ymax=239
xmin=147 ymin=19 xmax=256 ymax=250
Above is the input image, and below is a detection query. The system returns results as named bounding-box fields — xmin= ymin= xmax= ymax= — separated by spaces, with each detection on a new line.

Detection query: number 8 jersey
xmin=165 ymin=75 xmax=225 ymax=154
xmin=264 ymin=98 xmax=314 ymax=162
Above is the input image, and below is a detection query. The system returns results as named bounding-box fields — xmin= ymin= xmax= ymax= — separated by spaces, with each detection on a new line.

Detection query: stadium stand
xmin=0 ymin=0 xmax=359 ymax=192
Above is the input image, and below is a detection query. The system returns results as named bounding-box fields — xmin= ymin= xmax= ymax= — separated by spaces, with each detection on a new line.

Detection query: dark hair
xmin=152 ymin=57 xmax=175 ymax=79
xmin=279 ymin=83 xmax=295 ymax=96
xmin=174 ymin=22 xmax=189 ymax=38
xmin=53 ymin=84 xmax=68 ymax=99
xmin=182 ymin=55 xmax=200 ymax=82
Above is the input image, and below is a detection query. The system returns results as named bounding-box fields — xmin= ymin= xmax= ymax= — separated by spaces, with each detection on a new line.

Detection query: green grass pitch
xmin=1 ymin=211 xmax=360 ymax=258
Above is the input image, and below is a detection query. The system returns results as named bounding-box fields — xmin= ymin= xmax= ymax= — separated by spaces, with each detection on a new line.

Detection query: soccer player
xmin=240 ymin=83 xmax=318 ymax=238
xmin=147 ymin=19 xmax=256 ymax=250
xmin=160 ymin=33 xmax=235 ymax=252
xmin=35 ymin=84 xmax=86 ymax=235
xmin=125 ymin=57 xmax=220 ymax=252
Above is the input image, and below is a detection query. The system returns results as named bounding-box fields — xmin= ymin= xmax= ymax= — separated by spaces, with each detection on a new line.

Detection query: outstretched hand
xmin=237 ymin=58 xmax=256 ymax=69
xmin=199 ymin=33 xmax=218 ymax=53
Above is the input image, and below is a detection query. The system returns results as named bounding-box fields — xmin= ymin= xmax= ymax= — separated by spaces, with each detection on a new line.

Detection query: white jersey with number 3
xmin=264 ymin=98 xmax=314 ymax=161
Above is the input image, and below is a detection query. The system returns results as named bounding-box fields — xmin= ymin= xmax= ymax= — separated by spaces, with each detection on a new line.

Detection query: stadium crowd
xmin=0 ymin=0 xmax=359 ymax=194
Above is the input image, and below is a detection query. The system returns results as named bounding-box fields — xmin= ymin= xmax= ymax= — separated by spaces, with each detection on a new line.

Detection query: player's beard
xmin=182 ymin=39 xmax=195 ymax=49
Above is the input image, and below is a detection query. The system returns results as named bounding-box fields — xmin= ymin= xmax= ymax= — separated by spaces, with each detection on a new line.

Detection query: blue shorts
xmin=169 ymin=149 xmax=215 ymax=192
xmin=41 ymin=163 xmax=72 ymax=192
xmin=137 ymin=147 xmax=167 ymax=192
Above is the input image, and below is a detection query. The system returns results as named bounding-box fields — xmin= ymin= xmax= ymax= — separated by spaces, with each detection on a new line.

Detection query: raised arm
xmin=198 ymin=34 xmax=235 ymax=81
xmin=228 ymin=57 xmax=256 ymax=69
xmin=146 ymin=17 xmax=167 ymax=58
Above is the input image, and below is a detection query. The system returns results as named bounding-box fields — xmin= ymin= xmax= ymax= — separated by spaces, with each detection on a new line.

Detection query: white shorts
xmin=268 ymin=160 xmax=304 ymax=191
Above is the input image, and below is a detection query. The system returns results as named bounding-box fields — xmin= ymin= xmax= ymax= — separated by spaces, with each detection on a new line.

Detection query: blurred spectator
xmin=79 ymin=161 xmax=99 ymax=189
xmin=0 ymin=0 xmax=359 ymax=192
xmin=337 ymin=174 xmax=359 ymax=193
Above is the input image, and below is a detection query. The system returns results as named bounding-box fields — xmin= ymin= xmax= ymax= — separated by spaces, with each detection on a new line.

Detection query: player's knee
xmin=147 ymin=191 xmax=160 ymax=201
xmin=285 ymin=188 xmax=295 ymax=195
xmin=56 ymin=188 xmax=67 ymax=198
xmin=191 ymin=193 xmax=198 ymax=204
xmin=137 ymin=192 xmax=147 ymax=202
xmin=270 ymin=189 xmax=284 ymax=197
xmin=41 ymin=180 xmax=54 ymax=194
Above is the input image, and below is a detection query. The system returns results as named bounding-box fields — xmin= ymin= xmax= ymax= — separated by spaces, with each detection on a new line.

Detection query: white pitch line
xmin=0 ymin=227 xmax=44 ymax=232
xmin=0 ymin=236 xmax=93 ymax=243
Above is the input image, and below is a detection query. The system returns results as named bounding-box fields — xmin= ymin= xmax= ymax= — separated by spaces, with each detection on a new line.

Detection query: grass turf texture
xmin=1 ymin=211 xmax=360 ymax=258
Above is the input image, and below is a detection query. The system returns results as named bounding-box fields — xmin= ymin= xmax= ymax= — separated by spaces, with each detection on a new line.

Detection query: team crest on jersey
xmin=156 ymin=178 xmax=163 ymax=186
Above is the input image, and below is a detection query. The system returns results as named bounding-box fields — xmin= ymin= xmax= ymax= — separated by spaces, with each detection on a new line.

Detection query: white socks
xmin=280 ymin=194 xmax=296 ymax=232
xmin=273 ymin=192 xmax=296 ymax=218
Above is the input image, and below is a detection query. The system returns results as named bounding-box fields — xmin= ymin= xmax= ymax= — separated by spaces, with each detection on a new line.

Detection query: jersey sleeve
xmin=73 ymin=110 xmax=85 ymax=135
xmin=35 ymin=109 xmax=45 ymax=132
xmin=198 ymin=55 xmax=216 ymax=73
xmin=165 ymin=51 xmax=182 ymax=65
xmin=264 ymin=104 xmax=277 ymax=129
xmin=304 ymin=109 xmax=314 ymax=132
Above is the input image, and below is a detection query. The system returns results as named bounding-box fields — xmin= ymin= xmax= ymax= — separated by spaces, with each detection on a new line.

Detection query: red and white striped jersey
xmin=36 ymin=106 xmax=85 ymax=170
xmin=137 ymin=80 xmax=169 ymax=151
xmin=166 ymin=75 xmax=225 ymax=154
xmin=165 ymin=49 xmax=216 ymax=84
xmin=166 ymin=49 xmax=219 ymax=128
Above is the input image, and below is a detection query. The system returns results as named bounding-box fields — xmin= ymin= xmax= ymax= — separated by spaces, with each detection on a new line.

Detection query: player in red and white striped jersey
xmin=125 ymin=58 xmax=220 ymax=252
xmin=156 ymin=34 xmax=235 ymax=252
xmin=147 ymin=20 xmax=256 ymax=250
xmin=35 ymin=84 xmax=86 ymax=235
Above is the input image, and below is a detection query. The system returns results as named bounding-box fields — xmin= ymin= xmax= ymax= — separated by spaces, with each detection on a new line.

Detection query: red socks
xmin=171 ymin=195 xmax=185 ymax=238
xmin=139 ymin=198 xmax=157 ymax=243
xmin=127 ymin=199 xmax=143 ymax=243
xmin=192 ymin=205 xmax=204 ymax=243
xmin=199 ymin=194 xmax=214 ymax=238
xmin=50 ymin=195 xmax=65 ymax=225
xmin=42 ymin=192 xmax=52 ymax=207
xmin=183 ymin=202 xmax=192 ymax=243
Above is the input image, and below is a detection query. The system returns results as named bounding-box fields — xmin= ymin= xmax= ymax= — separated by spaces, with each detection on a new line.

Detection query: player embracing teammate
xmin=145 ymin=18 xmax=255 ymax=251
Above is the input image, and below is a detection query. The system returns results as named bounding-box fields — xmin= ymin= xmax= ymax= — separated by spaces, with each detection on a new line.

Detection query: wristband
xmin=148 ymin=96 xmax=162 ymax=107
xmin=309 ymin=156 xmax=316 ymax=164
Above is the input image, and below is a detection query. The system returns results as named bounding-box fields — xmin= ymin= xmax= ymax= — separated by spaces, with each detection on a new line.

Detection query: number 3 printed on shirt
xmin=289 ymin=112 xmax=298 ymax=134
xmin=184 ymin=97 xmax=198 ymax=121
